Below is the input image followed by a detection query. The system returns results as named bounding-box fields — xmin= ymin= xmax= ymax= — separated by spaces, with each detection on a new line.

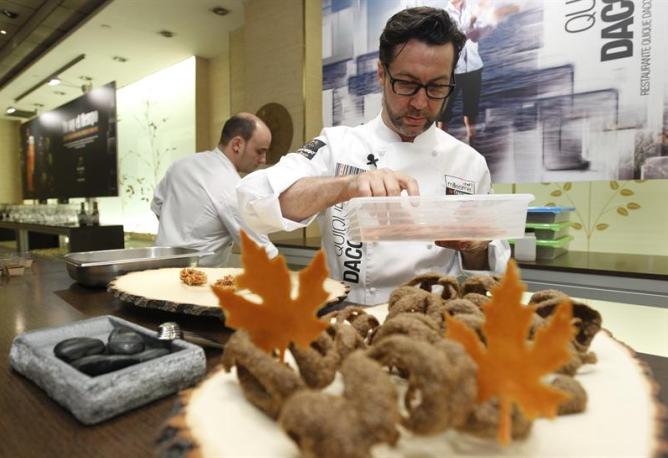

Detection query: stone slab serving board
xmin=9 ymin=315 xmax=206 ymax=425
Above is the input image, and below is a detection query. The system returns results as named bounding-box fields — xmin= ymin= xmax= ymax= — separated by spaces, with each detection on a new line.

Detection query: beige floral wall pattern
xmin=495 ymin=180 xmax=668 ymax=256
xmin=542 ymin=181 xmax=643 ymax=251
xmin=119 ymin=100 xmax=177 ymax=204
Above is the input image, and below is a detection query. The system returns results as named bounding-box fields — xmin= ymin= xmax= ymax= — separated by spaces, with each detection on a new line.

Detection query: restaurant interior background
xmin=0 ymin=0 xmax=667 ymax=258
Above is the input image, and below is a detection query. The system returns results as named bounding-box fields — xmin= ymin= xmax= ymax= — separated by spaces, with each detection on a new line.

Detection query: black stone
xmin=70 ymin=354 xmax=139 ymax=376
xmin=107 ymin=327 xmax=145 ymax=355
xmin=135 ymin=347 xmax=170 ymax=362
xmin=54 ymin=337 xmax=106 ymax=363
xmin=69 ymin=348 xmax=171 ymax=376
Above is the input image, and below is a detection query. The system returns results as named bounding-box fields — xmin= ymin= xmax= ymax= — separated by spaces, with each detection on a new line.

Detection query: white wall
xmin=97 ymin=57 xmax=197 ymax=234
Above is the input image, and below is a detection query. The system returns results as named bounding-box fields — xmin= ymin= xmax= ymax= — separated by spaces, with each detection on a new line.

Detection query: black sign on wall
xmin=20 ymin=81 xmax=118 ymax=200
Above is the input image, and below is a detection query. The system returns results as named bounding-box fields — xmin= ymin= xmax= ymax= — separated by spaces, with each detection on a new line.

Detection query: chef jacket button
xmin=431 ymin=150 xmax=438 ymax=157
xmin=379 ymin=151 xmax=385 ymax=157
xmin=426 ymin=243 xmax=433 ymax=249
xmin=369 ymin=287 xmax=376 ymax=294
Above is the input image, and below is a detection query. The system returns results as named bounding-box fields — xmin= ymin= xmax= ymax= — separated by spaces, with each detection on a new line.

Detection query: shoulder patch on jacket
xmin=297 ymin=139 xmax=326 ymax=160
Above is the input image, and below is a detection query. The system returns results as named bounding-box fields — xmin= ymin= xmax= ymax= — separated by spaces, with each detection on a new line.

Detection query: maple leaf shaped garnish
xmin=211 ymin=230 xmax=328 ymax=360
xmin=445 ymin=259 xmax=574 ymax=445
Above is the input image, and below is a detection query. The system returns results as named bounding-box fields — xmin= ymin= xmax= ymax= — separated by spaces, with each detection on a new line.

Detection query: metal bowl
xmin=65 ymin=247 xmax=214 ymax=287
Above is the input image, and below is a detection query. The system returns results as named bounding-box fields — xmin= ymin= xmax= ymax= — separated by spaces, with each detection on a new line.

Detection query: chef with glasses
xmin=237 ymin=6 xmax=510 ymax=305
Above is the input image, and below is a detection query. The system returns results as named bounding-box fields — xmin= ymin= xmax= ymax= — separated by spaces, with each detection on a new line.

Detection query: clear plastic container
xmin=345 ymin=194 xmax=534 ymax=242
xmin=510 ymin=234 xmax=573 ymax=260
xmin=525 ymin=221 xmax=571 ymax=240
xmin=535 ymin=235 xmax=573 ymax=260
xmin=526 ymin=206 xmax=575 ymax=224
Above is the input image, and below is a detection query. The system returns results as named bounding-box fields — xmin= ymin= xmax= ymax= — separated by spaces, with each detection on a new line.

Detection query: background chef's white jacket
xmin=237 ymin=115 xmax=510 ymax=305
xmin=151 ymin=148 xmax=277 ymax=267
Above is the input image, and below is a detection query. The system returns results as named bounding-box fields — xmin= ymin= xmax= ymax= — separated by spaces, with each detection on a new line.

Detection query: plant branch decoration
xmin=118 ymin=99 xmax=176 ymax=204
xmin=542 ymin=180 xmax=643 ymax=251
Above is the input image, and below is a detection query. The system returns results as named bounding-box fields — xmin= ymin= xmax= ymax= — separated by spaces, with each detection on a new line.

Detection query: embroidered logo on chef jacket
xmin=335 ymin=163 xmax=366 ymax=176
xmin=297 ymin=139 xmax=326 ymax=160
xmin=330 ymin=162 xmax=367 ymax=285
xmin=445 ymin=175 xmax=475 ymax=195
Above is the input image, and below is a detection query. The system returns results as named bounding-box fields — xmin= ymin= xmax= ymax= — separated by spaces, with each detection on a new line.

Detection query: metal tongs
xmin=157 ymin=322 xmax=223 ymax=350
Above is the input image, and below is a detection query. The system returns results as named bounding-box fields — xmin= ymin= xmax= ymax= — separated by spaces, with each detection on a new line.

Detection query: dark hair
xmin=219 ymin=114 xmax=257 ymax=146
xmin=379 ymin=7 xmax=466 ymax=68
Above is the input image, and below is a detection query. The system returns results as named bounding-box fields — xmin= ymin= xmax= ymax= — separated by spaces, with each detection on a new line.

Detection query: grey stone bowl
xmin=9 ymin=315 xmax=206 ymax=425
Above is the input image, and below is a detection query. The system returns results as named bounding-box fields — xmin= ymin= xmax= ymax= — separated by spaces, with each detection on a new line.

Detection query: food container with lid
xmin=511 ymin=235 xmax=573 ymax=260
xmin=525 ymin=221 xmax=572 ymax=240
xmin=345 ymin=194 xmax=534 ymax=242
xmin=526 ymin=206 xmax=575 ymax=224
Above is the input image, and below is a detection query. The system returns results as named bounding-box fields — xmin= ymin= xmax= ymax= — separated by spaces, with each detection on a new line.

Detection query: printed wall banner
xmin=322 ymin=0 xmax=668 ymax=182
xmin=20 ymin=82 xmax=117 ymax=200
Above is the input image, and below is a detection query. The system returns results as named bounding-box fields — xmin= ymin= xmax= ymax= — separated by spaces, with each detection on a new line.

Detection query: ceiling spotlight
xmin=1 ymin=29 xmax=7 ymax=35
xmin=112 ymin=56 xmax=128 ymax=62
xmin=2 ymin=9 xmax=19 ymax=19
xmin=48 ymin=77 xmax=61 ymax=86
xmin=158 ymin=30 xmax=175 ymax=38
xmin=6 ymin=107 xmax=37 ymax=118
xmin=211 ymin=6 xmax=230 ymax=16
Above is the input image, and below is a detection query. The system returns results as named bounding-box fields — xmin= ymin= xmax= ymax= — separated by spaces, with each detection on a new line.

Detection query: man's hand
xmin=341 ymin=168 xmax=420 ymax=200
xmin=435 ymin=240 xmax=490 ymax=270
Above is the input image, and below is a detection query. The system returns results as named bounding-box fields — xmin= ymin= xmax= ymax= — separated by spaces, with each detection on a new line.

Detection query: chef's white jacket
xmin=151 ymin=148 xmax=277 ymax=267
xmin=237 ymin=115 xmax=510 ymax=305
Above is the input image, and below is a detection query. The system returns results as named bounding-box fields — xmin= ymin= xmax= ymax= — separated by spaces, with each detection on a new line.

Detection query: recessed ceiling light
xmin=211 ymin=6 xmax=230 ymax=16
xmin=2 ymin=9 xmax=19 ymax=19
xmin=112 ymin=56 xmax=128 ymax=62
xmin=0 ymin=29 xmax=7 ymax=35
xmin=48 ymin=78 xmax=61 ymax=86
xmin=6 ymin=106 xmax=16 ymax=114
xmin=158 ymin=30 xmax=175 ymax=38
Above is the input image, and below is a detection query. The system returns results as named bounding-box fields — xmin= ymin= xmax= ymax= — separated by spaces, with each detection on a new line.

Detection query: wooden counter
xmin=0 ymin=221 xmax=124 ymax=253
xmin=0 ymin=251 xmax=666 ymax=457
xmin=0 ymin=252 xmax=233 ymax=457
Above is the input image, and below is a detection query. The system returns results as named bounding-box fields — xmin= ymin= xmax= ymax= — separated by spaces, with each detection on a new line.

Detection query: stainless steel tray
xmin=65 ymin=247 xmax=214 ymax=287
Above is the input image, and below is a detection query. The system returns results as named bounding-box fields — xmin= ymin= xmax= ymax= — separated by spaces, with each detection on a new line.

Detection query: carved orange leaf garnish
xmin=446 ymin=259 xmax=574 ymax=445
xmin=212 ymin=230 xmax=328 ymax=360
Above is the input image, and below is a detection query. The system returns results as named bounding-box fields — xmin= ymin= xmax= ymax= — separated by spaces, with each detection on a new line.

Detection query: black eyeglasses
xmin=383 ymin=65 xmax=455 ymax=100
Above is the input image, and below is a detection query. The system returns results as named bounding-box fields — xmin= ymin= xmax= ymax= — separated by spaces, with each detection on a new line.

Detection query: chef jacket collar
xmin=214 ymin=146 xmax=236 ymax=171
xmin=373 ymin=112 xmax=438 ymax=147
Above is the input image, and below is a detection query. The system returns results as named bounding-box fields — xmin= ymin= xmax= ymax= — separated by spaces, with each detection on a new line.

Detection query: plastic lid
xmin=510 ymin=235 xmax=573 ymax=247
xmin=527 ymin=206 xmax=576 ymax=213
xmin=525 ymin=221 xmax=572 ymax=231
xmin=535 ymin=235 xmax=573 ymax=247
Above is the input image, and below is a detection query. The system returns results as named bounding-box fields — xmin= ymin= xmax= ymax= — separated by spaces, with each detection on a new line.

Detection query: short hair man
xmin=152 ymin=113 xmax=277 ymax=266
xmin=237 ymin=7 xmax=510 ymax=305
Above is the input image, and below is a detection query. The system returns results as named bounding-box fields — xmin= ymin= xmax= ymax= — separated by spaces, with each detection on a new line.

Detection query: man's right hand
xmin=340 ymin=168 xmax=420 ymax=200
